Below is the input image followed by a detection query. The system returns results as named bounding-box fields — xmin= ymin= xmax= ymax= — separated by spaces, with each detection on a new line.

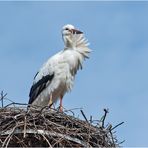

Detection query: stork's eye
xmin=65 ymin=28 xmax=69 ymax=30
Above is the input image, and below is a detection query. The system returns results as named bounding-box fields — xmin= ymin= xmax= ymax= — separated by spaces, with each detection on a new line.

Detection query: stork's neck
xmin=63 ymin=33 xmax=89 ymax=48
xmin=63 ymin=34 xmax=74 ymax=48
xmin=62 ymin=33 xmax=91 ymax=75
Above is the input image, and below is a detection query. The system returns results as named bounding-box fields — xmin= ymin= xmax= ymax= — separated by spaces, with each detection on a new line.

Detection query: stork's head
xmin=62 ymin=24 xmax=83 ymax=48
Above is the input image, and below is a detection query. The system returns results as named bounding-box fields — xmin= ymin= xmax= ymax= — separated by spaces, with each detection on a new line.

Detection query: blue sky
xmin=0 ymin=1 xmax=148 ymax=146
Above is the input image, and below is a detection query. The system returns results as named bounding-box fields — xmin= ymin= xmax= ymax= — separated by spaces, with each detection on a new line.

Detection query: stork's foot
xmin=57 ymin=105 xmax=63 ymax=112
xmin=60 ymin=105 xmax=63 ymax=112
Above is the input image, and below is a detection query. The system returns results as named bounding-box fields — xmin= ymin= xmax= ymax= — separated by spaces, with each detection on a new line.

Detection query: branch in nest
xmin=111 ymin=122 xmax=124 ymax=131
xmin=0 ymin=91 xmax=7 ymax=108
xmin=101 ymin=108 xmax=109 ymax=128
xmin=80 ymin=109 xmax=89 ymax=123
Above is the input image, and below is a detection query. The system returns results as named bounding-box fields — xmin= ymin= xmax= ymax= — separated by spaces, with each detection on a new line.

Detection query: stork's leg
xmin=59 ymin=95 xmax=63 ymax=112
xmin=48 ymin=93 xmax=53 ymax=108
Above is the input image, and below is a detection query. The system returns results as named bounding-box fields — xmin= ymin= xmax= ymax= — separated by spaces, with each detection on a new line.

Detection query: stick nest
xmin=0 ymin=104 xmax=123 ymax=147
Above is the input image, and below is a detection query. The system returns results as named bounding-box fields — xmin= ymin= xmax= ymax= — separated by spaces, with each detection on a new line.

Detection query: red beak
xmin=71 ymin=29 xmax=83 ymax=34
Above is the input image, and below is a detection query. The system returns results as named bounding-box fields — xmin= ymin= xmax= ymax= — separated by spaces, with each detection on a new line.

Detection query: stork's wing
xmin=28 ymin=73 xmax=54 ymax=104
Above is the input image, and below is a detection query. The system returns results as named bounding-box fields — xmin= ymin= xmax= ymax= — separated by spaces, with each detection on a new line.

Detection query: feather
xmin=28 ymin=73 xmax=54 ymax=104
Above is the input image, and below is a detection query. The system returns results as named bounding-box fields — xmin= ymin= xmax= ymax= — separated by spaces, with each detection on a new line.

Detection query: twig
xmin=0 ymin=91 xmax=7 ymax=108
xmin=4 ymin=102 xmax=28 ymax=108
xmin=64 ymin=107 xmax=83 ymax=116
xmin=23 ymin=116 xmax=27 ymax=138
xmin=109 ymin=130 xmax=115 ymax=147
xmin=80 ymin=109 xmax=88 ymax=123
xmin=5 ymin=133 xmax=13 ymax=148
xmin=111 ymin=122 xmax=124 ymax=131
xmin=90 ymin=115 xmax=93 ymax=124
xmin=118 ymin=140 xmax=125 ymax=145
xmin=2 ymin=124 xmax=18 ymax=147
xmin=101 ymin=108 xmax=109 ymax=128
xmin=87 ymin=120 xmax=91 ymax=147
xmin=40 ymin=133 xmax=52 ymax=147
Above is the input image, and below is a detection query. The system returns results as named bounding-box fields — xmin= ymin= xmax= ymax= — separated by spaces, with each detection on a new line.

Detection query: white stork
xmin=28 ymin=24 xmax=91 ymax=111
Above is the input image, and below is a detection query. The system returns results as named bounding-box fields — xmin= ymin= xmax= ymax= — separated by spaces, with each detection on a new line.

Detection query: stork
xmin=28 ymin=24 xmax=91 ymax=111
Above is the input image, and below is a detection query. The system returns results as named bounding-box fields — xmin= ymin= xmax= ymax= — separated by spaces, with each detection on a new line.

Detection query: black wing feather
xmin=28 ymin=73 xmax=54 ymax=104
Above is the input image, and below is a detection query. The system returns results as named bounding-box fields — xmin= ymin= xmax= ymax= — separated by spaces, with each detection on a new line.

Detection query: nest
xmin=0 ymin=103 xmax=124 ymax=147
xmin=0 ymin=91 xmax=124 ymax=147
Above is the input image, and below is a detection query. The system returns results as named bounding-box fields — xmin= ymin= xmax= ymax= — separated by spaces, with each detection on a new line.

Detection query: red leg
xmin=59 ymin=96 xmax=63 ymax=112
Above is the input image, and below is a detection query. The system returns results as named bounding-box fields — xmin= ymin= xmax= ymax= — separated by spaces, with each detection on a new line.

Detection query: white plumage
xmin=28 ymin=24 xmax=91 ymax=111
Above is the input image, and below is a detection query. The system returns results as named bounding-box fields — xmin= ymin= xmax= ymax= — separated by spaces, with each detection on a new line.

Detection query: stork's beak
xmin=71 ymin=29 xmax=83 ymax=34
